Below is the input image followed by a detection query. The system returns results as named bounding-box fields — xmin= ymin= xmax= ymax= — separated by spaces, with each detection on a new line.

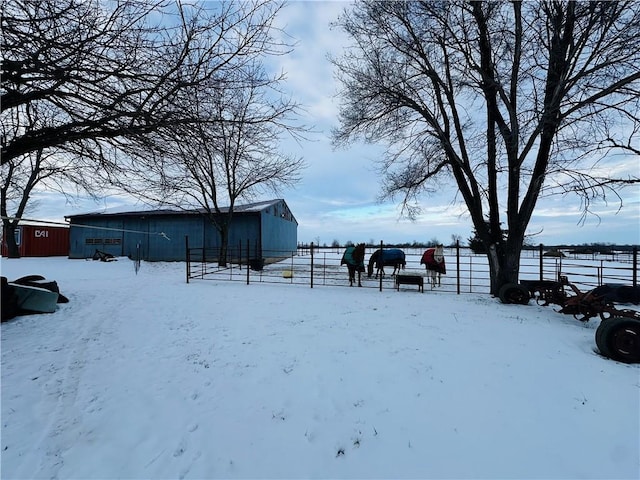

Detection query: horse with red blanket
xmin=421 ymin=245 xmax=446 ymax=288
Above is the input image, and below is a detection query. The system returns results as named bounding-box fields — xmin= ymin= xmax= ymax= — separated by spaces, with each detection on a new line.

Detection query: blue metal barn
xmin=65 ymin=199 xmax=298 ymax=262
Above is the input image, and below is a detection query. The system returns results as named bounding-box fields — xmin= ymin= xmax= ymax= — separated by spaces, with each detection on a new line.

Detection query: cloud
xmin=18 ymin=1 xmax=640 ymax=249
xmin=272 ymin=2 xmax=349 ymax=126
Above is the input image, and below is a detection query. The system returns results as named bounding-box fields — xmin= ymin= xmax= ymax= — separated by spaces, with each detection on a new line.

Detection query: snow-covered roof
xmin=65 ymin=199 xmax=287 ymax=219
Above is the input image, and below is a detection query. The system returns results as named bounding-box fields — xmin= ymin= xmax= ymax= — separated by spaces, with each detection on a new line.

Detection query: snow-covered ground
xmin=1 ymin=257 xmax=639 ymax=479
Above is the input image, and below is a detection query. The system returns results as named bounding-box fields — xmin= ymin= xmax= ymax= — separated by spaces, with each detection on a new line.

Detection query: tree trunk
xmin=217 ymin=222 xmax=229 ymax=268
xmin=486 ymin=240 xmax=522 ymax=296
xmin=3 ymin=220 xmax=20 ymax=258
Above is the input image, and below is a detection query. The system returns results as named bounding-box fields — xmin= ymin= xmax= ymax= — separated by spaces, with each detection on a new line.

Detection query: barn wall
xmin=260 ymin=200 xmax=297 ymax=259
xmin=226 ymin=215 xmax=262 ymax=259
xmin=69 ymin=219 xmax=125 ymax=259
xmin=67 ymin=200 xmax=298 ymax=262
xmin=144 ymin=216 xmax=205 ymax=261
xmin=70 ymin=215 xmax=209 ymax=261
xmin=121 ymin=217 xmax=148 ymax=260
xmin=186 ymin=215 xmax=261 ymax=259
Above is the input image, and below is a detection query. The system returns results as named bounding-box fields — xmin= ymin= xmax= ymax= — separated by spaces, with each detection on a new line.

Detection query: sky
xmin=2 ymin=255 xmax=639 ymax=479
xmin=27 ymin=1 xmax=640 ymax=247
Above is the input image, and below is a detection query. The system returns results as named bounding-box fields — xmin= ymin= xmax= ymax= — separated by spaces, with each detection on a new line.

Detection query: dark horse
xmin=341 ymin=243 xmax=366 ymax=287
xmin=367 ymin=249 xmax=406 ymax=278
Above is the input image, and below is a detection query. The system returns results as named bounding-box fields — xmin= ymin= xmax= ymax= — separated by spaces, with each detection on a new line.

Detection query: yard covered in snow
xmin=1 ymin=256 xmax=639 ymax=479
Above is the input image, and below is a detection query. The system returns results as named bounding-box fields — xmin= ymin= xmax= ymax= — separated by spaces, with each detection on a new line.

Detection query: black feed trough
xmin=249 ymin=258 xmax=264 ymax=271
xmin=395 ymin=274 xmax=424 ymax=293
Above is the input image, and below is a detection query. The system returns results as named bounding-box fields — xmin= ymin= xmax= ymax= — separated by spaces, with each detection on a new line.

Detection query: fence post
xmin=185 ymin=235 xmax=190 ymax=284
xmin=633 ymin=247 xmax=638 ymax=287
xmin=558 ymin=252 xmax=563 ymax=281
xmin=379 ymin=240 xmax=383 ymax=292
xmin=324 ymin=250 xmax=327 ymax=286
xmin=310 ymin=242 xmax=314 ymax=288
xmin=539 ymin=244 xmax=543 ymax=281
xmin=456 ymin=240 xmax=460 ymax=294
xmin=246 ymin=239 xmax=250 ymax=285
xmin=289 ymin=251 xmax=294 ymax=284
xmin=599 ymin=260 xmax=604 ymax=285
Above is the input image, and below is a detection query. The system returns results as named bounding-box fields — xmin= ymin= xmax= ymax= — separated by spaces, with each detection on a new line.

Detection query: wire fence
xmin=186 ymin=241 xmax=638 ymax=295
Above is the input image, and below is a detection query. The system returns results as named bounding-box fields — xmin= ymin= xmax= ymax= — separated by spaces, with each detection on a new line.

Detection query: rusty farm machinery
xmin=498 ymin=276 xmax=640 ymax=364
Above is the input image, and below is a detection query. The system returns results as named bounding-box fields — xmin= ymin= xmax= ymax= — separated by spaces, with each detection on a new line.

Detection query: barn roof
xmin=65 ymin=199 xmax=295 ymax=222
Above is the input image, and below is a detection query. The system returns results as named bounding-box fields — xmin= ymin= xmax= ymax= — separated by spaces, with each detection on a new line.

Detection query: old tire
xmin=595 ymin=319 xmax=616 ymax=359
xmin=595 ymin=317 xmax=640 ymax=364
xmin=499 ymin=283 xmax=530 ymax=305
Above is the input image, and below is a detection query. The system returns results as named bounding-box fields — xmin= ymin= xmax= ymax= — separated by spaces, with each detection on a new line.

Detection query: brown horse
xmin=341 ymin=243 xmax=366 ymax=287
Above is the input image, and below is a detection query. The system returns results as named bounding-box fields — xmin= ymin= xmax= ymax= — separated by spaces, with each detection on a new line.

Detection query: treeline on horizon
xmin=297 ymin=241 xmax=639 ymax=254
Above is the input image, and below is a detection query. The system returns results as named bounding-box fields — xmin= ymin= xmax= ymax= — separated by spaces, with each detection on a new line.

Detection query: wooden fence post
xmin=310 ymin=242 xmax=314 ymax=288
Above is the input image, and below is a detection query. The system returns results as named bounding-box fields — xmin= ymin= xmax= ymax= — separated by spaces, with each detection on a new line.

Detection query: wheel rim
xmin=612 ymin=326 xmax=640 ymax=362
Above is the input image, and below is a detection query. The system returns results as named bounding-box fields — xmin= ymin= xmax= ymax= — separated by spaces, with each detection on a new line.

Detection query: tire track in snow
xmin=32 ymin=289 xmax=118 ymax=477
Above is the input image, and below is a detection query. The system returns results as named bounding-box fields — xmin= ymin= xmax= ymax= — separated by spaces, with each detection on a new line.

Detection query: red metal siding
xmin=2 ymin=225 xmax=69 ymax=257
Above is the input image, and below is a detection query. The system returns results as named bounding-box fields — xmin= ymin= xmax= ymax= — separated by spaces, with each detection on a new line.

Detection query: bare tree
xmin=0 ymin=146 xmax=98 ymax=257
xmin=0 ymin=97 xmax=106 ymax=256
xmin=331 ymin=1 xmax=640 ymax=295
xmin=1 ymin=0 xmax=290 ymax=256
xmin=115 ymin=60 xmax=307 ymax=266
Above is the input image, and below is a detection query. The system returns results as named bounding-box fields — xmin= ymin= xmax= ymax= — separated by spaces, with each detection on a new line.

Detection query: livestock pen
xmin=186 ymin=239 xmax=638 ymax=296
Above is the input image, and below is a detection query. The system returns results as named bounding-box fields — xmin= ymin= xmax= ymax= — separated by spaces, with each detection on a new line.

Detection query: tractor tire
xmin=499 ymin=283 xmax=530 ymax=305
xmin=595 ymin=319 xmax=616 ymax=359
xmin=595 ymin=317 xmax=640 ymax=364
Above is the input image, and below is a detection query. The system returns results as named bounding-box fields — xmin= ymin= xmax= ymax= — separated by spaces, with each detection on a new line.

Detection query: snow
xmin=1 ymin=256 xmax=639 ymax=479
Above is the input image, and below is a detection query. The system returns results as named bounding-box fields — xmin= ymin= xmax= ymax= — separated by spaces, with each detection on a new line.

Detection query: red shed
xmin=2 ymin=224 xmax=70 ymax=257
